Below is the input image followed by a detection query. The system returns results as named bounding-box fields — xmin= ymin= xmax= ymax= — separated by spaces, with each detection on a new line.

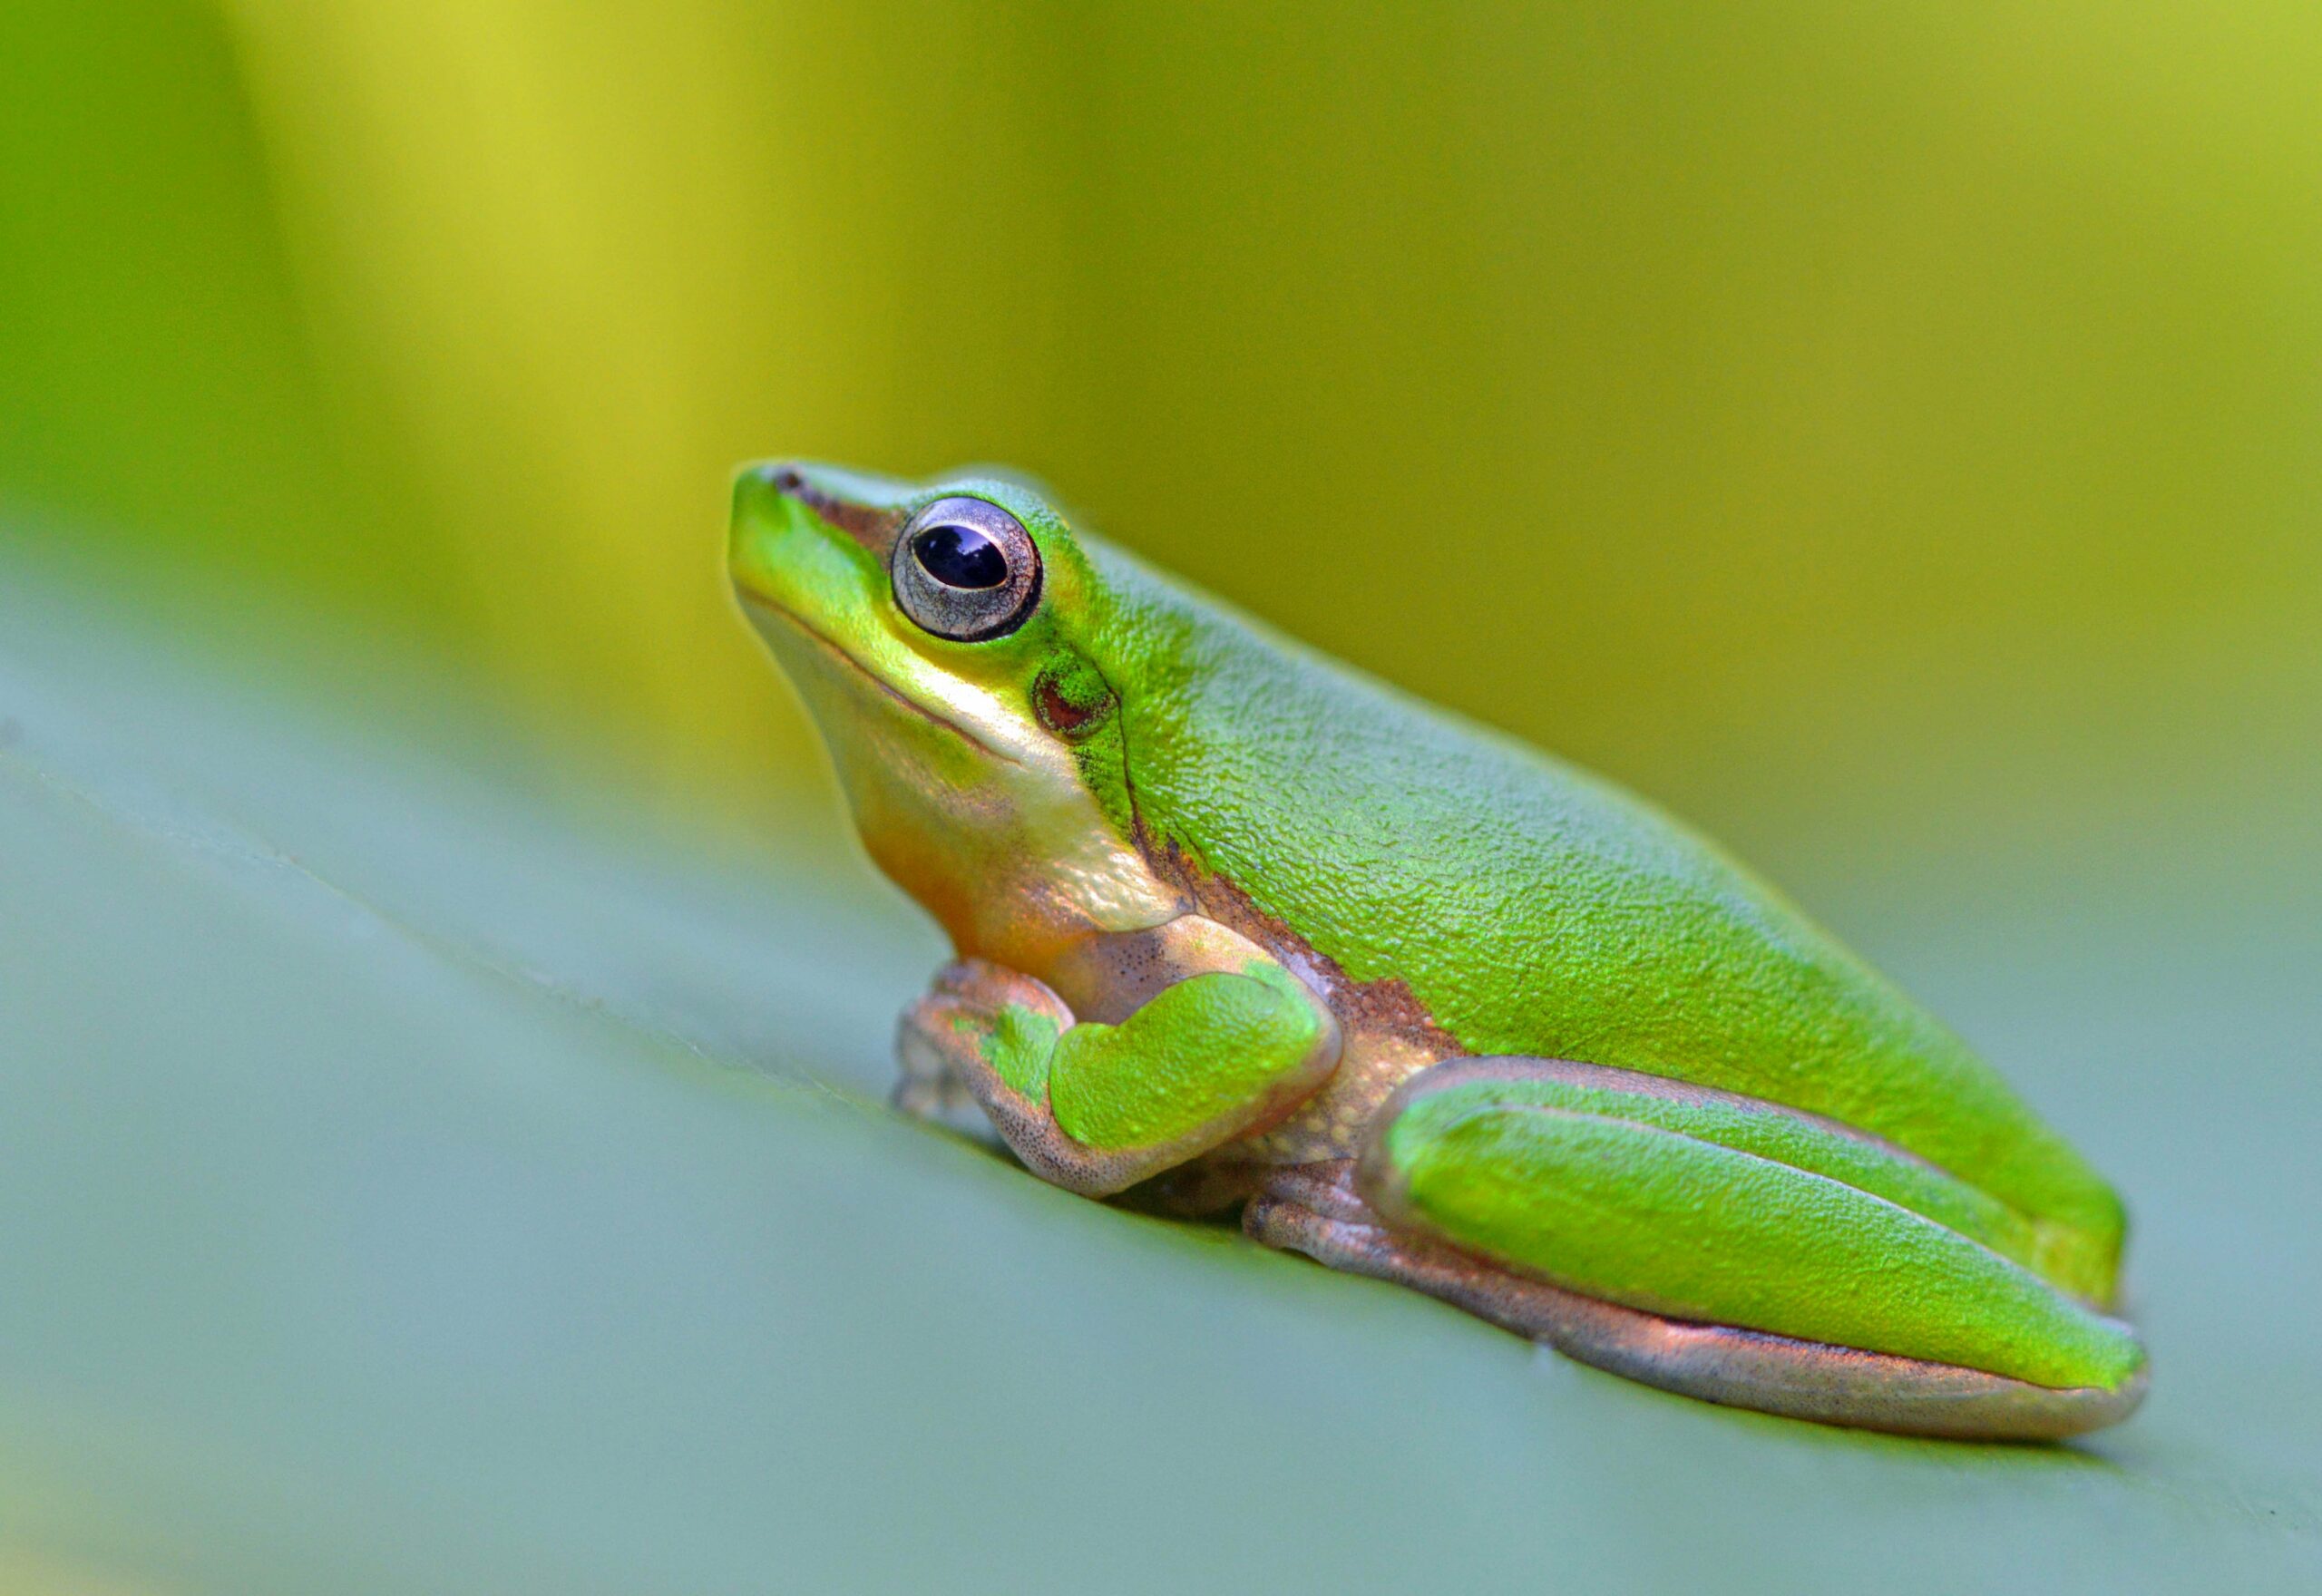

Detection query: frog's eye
xmin=892 ymin=496 xmax=1043 ymax=642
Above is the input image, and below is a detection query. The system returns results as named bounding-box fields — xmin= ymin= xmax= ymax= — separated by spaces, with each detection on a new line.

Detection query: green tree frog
xmin=729 ymin=462 xmax=2146 ymax=1438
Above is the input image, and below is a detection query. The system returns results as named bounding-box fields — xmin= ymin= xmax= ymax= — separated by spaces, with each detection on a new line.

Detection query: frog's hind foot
xmin=1244 ymin=1159 xmax=2145 ymax=1442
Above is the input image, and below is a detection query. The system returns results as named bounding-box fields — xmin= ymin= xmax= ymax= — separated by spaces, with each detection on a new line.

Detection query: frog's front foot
xmin=893 ymin=954 xmax=1338 ymax=1199
xmin=893 ymin=960 xmax=1070 ymax=1140
xmin=888 ymin=1064 xmax=988 ymax=1136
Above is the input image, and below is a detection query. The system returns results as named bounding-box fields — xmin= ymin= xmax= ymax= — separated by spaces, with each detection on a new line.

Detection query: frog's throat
xmin=757 ymin=610 xmax=1184 ymax=967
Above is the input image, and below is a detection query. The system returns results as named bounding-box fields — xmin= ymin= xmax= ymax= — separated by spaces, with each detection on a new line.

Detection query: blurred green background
xmin=7 ymin=0 xmax=2315 ymax=867
xmin=1 ymin=2 xmax=2317 ymax=1592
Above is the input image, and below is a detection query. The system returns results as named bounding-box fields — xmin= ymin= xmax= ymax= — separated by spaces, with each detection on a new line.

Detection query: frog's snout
xmin=729 ymin=460 xmax=802 ymax=535
xmin=734 ymin=459 xmax=900 ymax=558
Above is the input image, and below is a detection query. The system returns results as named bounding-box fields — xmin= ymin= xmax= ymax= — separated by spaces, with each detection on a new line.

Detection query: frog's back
xmin=1090 ymin=540 xmax=2121 ymax=1253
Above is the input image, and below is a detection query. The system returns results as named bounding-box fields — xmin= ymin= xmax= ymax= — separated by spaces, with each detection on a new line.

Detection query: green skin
xmin=730 ymin=462 xmax=2147 ymax=1438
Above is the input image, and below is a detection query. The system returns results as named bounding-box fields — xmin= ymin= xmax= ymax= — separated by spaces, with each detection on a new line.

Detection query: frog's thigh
xmin=1349 ymin=1056 xmax=2148 ymax=1438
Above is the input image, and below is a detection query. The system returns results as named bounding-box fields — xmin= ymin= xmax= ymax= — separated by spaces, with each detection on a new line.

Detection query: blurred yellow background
xmin=3 ymin=0 xmax=2314 ymax=881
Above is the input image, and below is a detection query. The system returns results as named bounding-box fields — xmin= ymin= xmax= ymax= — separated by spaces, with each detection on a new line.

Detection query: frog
xmin=728 ymin=460 xmax=2147 ymax=1438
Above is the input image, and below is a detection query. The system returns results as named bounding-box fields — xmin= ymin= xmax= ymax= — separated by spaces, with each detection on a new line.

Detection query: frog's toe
xmin=1338 ymin=1056 xmax=2147 ymax=1439
xmin=897 ymin=961 xmax=1070 ymax=1074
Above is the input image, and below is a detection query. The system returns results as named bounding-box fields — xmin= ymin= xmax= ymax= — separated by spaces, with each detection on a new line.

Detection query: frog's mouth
xmin=731 ymin=457 xmax=1054 ymax=777
xmin=740 ymin=592 xmax=1021 ymax=768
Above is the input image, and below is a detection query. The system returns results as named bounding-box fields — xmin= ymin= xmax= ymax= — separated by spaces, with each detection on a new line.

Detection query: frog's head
xmin=730 ymin=461 xmax=1178 ymax=963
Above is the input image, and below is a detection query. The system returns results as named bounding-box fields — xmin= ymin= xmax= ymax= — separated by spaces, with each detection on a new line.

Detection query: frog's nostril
xmin=742 ymin=462 xmax=897 ymax=552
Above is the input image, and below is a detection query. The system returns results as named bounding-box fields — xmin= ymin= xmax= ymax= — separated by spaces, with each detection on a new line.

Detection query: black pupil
xmin=912 ymin=523 xmax=1009 ymax=589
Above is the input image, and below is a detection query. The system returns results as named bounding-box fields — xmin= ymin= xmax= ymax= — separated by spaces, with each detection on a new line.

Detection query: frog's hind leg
xmin=1244 ymin=1057 xmax=2147 ymax=1440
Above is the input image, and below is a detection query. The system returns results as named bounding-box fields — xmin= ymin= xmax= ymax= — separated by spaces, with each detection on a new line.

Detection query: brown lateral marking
xmin=775 ymin=470 xmax=902 ymax=555
xmin=1136 ymin=824 xmax=1468 ymax=1059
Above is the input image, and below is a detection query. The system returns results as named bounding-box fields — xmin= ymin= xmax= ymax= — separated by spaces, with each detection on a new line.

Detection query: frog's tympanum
xmin=730 ymin=462 xmax=2146 ymax=1438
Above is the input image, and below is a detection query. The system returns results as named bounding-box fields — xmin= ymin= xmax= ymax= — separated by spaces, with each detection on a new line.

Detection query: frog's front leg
xmin=898 ymin=955 xmax=1341 ymax=1198
xmin=891 ymin=968 xmax=998 ymax=1142
xmin=1254 ymin=1056 xmax=2147 ymax=1439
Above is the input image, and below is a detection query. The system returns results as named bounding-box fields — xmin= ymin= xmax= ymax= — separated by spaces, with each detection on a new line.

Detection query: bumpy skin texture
xmin=1072 ymin=543 xmax=2122 ymax=1301
xmin=730 ymin=461 xmax=2145 ymax=1435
